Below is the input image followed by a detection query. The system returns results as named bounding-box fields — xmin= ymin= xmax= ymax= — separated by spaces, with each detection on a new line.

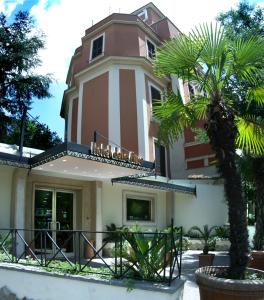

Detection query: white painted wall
xmin=0 ymin=266 xmax=184 ymax=300
xmin=173 ymin=180 xmax=228 ymax=232
xmin=101 ymin=181 xmax=167 ymax=231
xmin=0 ymin=165 xmax=14 ymax=228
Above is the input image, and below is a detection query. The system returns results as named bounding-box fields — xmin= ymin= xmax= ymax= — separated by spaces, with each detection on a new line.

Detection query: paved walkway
xmin=181 ymin=250 xmax=230 ymax=300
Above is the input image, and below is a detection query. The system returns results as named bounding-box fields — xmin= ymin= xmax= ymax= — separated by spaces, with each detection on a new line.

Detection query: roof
xmin=131 ymin=2 xmax=166 ymax=19
xmin=111 ymin=176 xmax=196 ymax=194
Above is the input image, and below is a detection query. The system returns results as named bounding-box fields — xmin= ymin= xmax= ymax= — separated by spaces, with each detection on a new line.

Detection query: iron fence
xmin=0 ymin=227 xmax=182 ymax=286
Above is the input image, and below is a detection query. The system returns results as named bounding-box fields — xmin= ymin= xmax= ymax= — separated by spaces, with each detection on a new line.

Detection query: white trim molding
xmin=145 ymin=38 xmax=156 ymax=60
xmin=135 ymin=68 xmax=149 ymax=160
xmin=89 ymin=32 xmax=105 ymax=62
xmin=108 ymin=66 xmax=121 ymax=147
xmin=77 ymin=81 xmax=84 ymax=144
xmin=122 ymin=190 xmax=157 ymax=226
xmin=67 ymin=98 xmax=73 ymax=142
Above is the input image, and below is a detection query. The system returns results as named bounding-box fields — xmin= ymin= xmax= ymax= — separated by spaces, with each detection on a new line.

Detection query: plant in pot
xmin=102 ymin=223 xmax=122 ymax=257
xmin=188 ymin=225 xmax=216 ymax=267
xmin=153 ymin=18 xmax=264 ymax=300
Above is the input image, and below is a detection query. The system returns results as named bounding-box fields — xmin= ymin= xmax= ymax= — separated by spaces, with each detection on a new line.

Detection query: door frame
xmin=32 ymin=185 xmax=76 ymax=252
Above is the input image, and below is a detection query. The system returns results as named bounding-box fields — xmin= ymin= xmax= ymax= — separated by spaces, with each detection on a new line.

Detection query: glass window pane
xmin=92 ymin=36 xmax=103 ymax=59
xmin=147 ymin=40 xmax=155 ymax=59
xmin=151 ymin=86 xmax=161 ymax=106
xmin=126 ymin=198 xmax=151 ymax=221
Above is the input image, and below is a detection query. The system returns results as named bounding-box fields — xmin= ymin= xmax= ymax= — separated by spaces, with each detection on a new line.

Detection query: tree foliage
xmin=218 ymin=1 xmax=264 ymax=251
xmin=0 ymin=10 xmax=53 ymax=150
xmin=153 ymin=23 xmax=264 ymax=278
xmin=1 ymin=116 xmax=62 ymax=150
xmin=217 ymin=1 xmax=264 ymax=39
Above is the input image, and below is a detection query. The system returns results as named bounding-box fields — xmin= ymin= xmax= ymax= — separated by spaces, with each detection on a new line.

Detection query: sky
xmin=1 ymin=0 xmax=264 ymax=138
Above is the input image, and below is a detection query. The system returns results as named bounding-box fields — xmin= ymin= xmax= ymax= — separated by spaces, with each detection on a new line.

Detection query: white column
xmin=170 ymin=75 xmax=186 ymax=103
xmin=67 ymin=98 xmax=73 ymax=142
xmin=108 ymin=66 xmax=121 ymax=147
xmin=77 ymin=81 xmax=84 ymax=144
xmin=12 ymin=169 xmax=27 ymax=256
xmin=135 ymin=68 xmax=149 ymax=160
xmin=95 ymin=183 xmax=103 ymax=253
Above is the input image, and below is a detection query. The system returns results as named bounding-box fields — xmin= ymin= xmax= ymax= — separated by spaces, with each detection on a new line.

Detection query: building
xmin=0 ymin=3 xmax=227 ymax=256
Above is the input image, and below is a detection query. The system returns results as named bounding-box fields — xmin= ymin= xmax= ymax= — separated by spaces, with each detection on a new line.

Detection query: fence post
xmin=179 ymin=227 xmax=183 ymax=278
xmin=119 ymin=232 xmax=123 ymax=278
xmin=114 ymin=232 xmax=118 ymax=278
xmin=40 ymin=230 xmax=43 ymax=266
xmin=163 ymin=233 xmax=167 ymax=282
xmin=11 ymin=229 xmax=16 ymax=263
xmin=78 ymin=232 xmax=81 ymax=272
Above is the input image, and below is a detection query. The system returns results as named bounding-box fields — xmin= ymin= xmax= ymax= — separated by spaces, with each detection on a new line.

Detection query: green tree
xmin=0 ymin=11 xmax=52 ymax=154
xmin=218 ymin=1 xmax=264 ymax=251
xmin=2 ymin=116 xmax=62 ymax=150
xmin=153 ymin=24 xmax=264 ymax=278
xmin=217 ymin=1 xmax=264 ymax=39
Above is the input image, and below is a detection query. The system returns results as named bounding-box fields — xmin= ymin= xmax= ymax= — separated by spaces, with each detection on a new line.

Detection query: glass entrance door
xmin=34 ymin=188 xmax=75 ymax=254
xmin=55 ymin=191 xmax=74 ymax=253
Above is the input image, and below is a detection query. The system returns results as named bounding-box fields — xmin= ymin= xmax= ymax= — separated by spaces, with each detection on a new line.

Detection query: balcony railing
xmin=0 ymin=227 xmax=182 ymax=286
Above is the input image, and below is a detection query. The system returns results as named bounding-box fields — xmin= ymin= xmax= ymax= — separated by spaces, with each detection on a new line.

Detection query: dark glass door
xmin=154 ymin=142 xmax=166 ymax=177
xmin=56 ymin=191 xmax=74 ymax=253
xmin=34 ymin=189 xmax=53 ymax=251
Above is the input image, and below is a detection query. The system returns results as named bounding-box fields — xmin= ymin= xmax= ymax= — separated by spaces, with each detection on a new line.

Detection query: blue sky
xmin=1 ymin=0 xmax=263 ymax=138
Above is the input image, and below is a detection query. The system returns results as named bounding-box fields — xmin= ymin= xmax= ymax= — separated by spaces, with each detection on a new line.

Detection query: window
xmin=188 ymin=83 xmax=195 ymax=97
xmin=150 ymin=85 xmax=161 ymax=106
xmin=123 ymin=191 xmax=155 ymax=224
xmin=127 ymin=198 xmax=151 ymax=221
xmin=90 ymin=34 xmax=104 ymax=60
xmin=138 ymin=9 xmax=148 ymax=21
xmin=154 ymin=140 xmax=166 ymax=177
xmin=147 ymin=39 xmax=156 ymax=59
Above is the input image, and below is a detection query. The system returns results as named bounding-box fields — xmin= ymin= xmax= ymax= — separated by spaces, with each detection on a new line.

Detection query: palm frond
xmin=236 ymin=115 xmax=264 ymax=155
xmin=152 ymin=92 xmax=197 ymax=145
xmin=188 ymin=97 xmax=210 ymax=120
xmin=246 ymin=86 xmax=264 ymax=106
xmin=154 ymin=34 xmax=201 ymax=79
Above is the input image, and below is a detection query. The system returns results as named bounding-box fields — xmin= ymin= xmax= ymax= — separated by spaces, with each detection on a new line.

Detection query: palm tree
xmin=153 ymin=24 xmax=264 ymax=279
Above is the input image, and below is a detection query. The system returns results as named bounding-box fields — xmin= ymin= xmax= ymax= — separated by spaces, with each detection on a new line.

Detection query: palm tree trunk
xmin=252 ymin=158 xmax=264 ymax=250
xmin=206 ymin=99 xmax=248 ymax=279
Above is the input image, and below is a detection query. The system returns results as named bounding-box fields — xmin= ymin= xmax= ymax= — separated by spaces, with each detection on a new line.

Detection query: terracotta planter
xmin=195 ymin=266 xmax=264 ymax=300
xmin=249 ymin=251 xmax=264 ymax=271
xmin=199 ymin=253 xmax=215 ymax=267
xmin=84 ymin=240 xmax=95 ymax=259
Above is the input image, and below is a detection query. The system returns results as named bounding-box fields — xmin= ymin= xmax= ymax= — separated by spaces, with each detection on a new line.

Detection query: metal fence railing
xmin=0 ymin=227 xmax=182 ymax=286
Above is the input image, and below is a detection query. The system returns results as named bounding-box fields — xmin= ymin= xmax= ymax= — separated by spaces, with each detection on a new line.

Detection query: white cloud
xmin=0 ymin=0 xmax=25 ymax=17
xmin=30 ymin=0 xmax=243 ymax=82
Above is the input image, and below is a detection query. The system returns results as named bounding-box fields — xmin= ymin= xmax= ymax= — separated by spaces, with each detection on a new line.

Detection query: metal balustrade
xmin=0 ymin=227 xmax=182 ymax=286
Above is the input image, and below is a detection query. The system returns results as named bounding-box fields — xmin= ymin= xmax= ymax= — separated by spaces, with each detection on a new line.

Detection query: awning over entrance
xmin=111 ymin=176 xmax=196 ymax=195
xmin=29 ymin=142 xmax=154 ymax=179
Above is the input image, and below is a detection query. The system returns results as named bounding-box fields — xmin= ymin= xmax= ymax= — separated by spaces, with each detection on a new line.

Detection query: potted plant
xmin=188 ymin=225 xmax=216 ymax=267
xmin=102 ymin=223 xmax=121 ymax=257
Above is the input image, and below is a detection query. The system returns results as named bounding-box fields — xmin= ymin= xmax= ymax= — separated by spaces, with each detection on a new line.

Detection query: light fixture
xmin=62 ymin=159 xmax=67 ymax=162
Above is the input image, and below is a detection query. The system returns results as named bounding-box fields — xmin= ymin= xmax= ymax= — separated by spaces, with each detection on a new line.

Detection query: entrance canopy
xmin=29 ymin=143 xmax=154 ymax=179
xmin=112 ymin=176 xmax=196 ymax=195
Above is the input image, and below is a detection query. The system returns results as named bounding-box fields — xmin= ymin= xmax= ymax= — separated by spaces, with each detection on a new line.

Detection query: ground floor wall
xmin=0 ymin=165 xmax=14 ymax=228
xmin=0 ymin=265 xmax=184 ymax=300
xmin=101 ymin=181 xmax=169 ymax=231
xmin=172 ymin=179 xmax=228 ymax=232
xmin=0 ymin=165 xmax=228 ymax=239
